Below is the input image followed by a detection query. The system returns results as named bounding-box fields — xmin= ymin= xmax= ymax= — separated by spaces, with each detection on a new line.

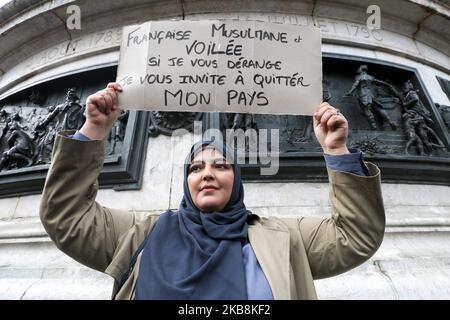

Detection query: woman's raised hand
xmin=79 ymin=82 xmax=123 ymax=140
xmin=313 ymin=102 xmax=350 ymax=155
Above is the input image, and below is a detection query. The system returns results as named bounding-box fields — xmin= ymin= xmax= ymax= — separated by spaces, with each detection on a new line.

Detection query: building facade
xmin=0 ymin=0 xmax=449 ymax=299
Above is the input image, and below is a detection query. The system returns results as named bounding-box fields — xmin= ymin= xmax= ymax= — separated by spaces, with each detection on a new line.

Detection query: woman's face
xmin=187 ymin=147 xmax=234 ymax=213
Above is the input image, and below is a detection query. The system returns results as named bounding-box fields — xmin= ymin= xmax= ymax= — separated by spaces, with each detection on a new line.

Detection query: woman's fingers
xmin=314 ymin=103 xmax=341 ymax=128
xmin=313 ymin=103 xmax=329 ymax=127
xmin=82 ymin=83 xmax=124 ymax=140
xmin=87 ymin=92 xmax=106 ymax=114
xmin=107 ymin=82 xmax=123 ymax=92
xmin=321 ymin=109 xmax=336 ymax=125
xmin=101 ymin=88 xmax=118 ymax=115
xmin=314 ymin=103 xmax=332 ymax=123
xmin=101 ymin=92 xmax=113 ymax=115
xmin=87 ymin=87 xmax=120 ymax=116
xmin=326 ymin=112 xmax=347 ymax=131
xmin=106 ymin=83 xmax=122 ymax=113
xmin=314 ymin=102 xmax=329 ymax=112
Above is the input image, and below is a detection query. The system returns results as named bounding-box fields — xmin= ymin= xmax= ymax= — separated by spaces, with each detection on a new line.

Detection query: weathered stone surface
xmin=245 ymin=182 xmax=330 ymax=208
xmin=0 ymin=198 xmax=19 ymax=220
xmin=313 ymin=230 xmax=450 ymax=299
xmin=96 ymin=134 xmax=173 ymax=211
xmin=14 ymin=195 xmax=42 ymax=219
xmin=0 ymin=238 xmax=113 ymax=300
xmin=2 ymin=1 xmax=449 ymax=99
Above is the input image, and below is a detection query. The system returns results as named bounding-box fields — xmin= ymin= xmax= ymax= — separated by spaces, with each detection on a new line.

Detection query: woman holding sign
xmin=40 ymin=82 xmax=385 ymax=299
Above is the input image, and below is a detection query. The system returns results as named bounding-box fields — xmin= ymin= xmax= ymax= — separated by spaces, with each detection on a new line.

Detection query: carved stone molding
xmin=148 ymin=111 xmax=203 ymax=137
xmin=0 ymin=67 xmax=149 ymax=197
xmin=218 ymin=55 xmax=450 ymax=185
xmin=436 ymin=103 xmax=450 ymax=132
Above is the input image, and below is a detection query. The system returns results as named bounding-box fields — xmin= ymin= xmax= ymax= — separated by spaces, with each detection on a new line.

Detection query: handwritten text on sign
xmin=116 ymin=20 xmax=322 ymax=115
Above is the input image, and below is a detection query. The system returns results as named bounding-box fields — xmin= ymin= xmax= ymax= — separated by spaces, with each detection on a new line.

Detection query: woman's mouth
xmin=201 ymin=185 xmax=219 ymax=193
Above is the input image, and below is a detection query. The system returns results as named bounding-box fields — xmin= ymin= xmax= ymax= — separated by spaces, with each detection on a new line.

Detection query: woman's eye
xmin=190 ymin=166 xmax=201 ymax=173
xmin=216 ymin=164 xmax=228 ymax=169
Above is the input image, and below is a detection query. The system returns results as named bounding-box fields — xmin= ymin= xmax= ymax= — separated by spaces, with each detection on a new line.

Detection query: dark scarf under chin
xmin=135 ymin=139 xmax=249 ymax=300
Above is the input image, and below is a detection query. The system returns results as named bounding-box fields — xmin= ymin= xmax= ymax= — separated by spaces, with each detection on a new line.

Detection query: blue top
xmin=323 ymin=148 xmax=369 ymax=176
xmin=69 ymin=131 xmax=369 ymax=300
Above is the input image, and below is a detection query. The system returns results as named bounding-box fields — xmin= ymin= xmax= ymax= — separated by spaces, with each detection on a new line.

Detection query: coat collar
xmin=248 ymin=214 xmax=291 ymax=300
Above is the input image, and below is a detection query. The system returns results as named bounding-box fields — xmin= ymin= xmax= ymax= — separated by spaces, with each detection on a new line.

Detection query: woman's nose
xmin=202 ymin=164 xmax=215 ymax=180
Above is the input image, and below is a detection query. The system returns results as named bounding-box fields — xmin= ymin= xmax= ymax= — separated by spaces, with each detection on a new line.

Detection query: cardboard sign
xmin=116 ymin=20 xmax=322 ymax=115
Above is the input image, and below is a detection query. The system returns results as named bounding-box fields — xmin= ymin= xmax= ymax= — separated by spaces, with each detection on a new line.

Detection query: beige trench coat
xmin=40 ymin=133 xmax=385 ymax=299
